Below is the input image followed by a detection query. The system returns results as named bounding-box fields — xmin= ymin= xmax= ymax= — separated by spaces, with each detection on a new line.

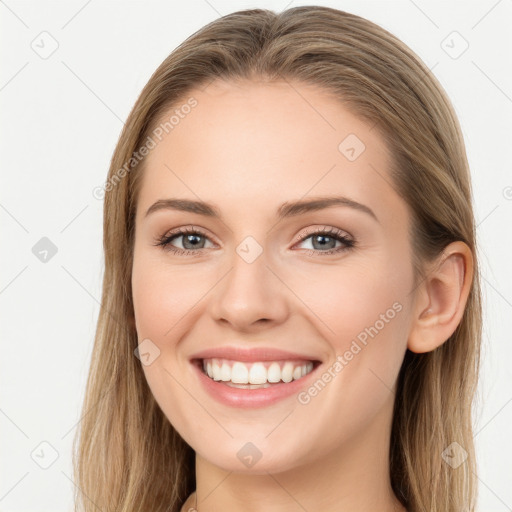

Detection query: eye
xmin=154 ymin=227 xmax=215 ymax=255
xmin=293 ymin=226 xmax=355 ymax=256
xmin=154 ymin=225 xmax=355 ymax=256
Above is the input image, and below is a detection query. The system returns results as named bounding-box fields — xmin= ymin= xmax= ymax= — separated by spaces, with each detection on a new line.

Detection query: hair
xmin=73 ymin=6 xmax=482 ymax=512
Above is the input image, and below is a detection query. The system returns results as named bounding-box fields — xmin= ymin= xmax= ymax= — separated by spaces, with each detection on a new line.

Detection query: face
xmin=131 ymin=79 xmax=416 ymax=474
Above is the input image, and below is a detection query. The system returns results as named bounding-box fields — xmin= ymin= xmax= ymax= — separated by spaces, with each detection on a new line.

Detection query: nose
xmin=208 ymin=245 xmax=290 ymax=332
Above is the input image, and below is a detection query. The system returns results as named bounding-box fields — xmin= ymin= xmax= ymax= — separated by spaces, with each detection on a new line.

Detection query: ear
xmin=408 ymin=241 xmax=474 ymax=354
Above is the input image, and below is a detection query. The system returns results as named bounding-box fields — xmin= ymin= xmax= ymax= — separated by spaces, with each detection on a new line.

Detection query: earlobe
xmin=407 ymin=242 xmax=473 ymax=354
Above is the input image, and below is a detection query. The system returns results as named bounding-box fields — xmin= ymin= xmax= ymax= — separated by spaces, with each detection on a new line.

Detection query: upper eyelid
xmin=164 ymin=226 xmax=218 ymax=244
xmin=294 ymin=225 xmax=351 ymax=241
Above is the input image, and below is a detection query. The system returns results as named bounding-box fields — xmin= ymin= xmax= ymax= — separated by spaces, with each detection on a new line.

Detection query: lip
xmin=189 ymin=346 xmax=321 ymax=363
xmin=190 ymin=349 xmax=322 ymax=409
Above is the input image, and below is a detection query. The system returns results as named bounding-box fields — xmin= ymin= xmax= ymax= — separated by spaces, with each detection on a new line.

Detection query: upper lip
xmin=190 ymin=346 xmax=321 ymax=363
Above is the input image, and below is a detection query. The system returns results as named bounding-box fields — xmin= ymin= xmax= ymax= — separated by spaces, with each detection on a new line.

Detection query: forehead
xmin=136 ymin=79 xmax=405 ymax=226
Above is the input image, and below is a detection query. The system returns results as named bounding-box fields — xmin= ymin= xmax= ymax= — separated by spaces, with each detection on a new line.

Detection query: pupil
xmin=183 ymin=234 xmax=204 ymax=250
xmin=313 ymin=235 xmax=335 ymax=250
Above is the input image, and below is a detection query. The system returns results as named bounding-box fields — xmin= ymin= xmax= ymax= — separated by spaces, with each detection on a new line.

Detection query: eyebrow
xmin=144 ymin=196 xmax=378 ymax=222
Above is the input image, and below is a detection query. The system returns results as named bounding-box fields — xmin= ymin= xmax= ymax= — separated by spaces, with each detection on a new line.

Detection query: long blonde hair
xmin=73 ymin=6 xmax=482 ymax=512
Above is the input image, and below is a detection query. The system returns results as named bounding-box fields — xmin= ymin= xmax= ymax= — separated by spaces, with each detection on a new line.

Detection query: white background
xmin=1 ymin=1 xmax=511 ymax=511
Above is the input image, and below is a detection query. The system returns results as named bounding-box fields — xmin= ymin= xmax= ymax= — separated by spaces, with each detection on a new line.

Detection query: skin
xmin=131 ymin=79 xmax=473 ymax=512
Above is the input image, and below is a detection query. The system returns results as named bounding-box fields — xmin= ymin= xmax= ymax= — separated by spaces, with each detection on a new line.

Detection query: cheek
xmin=131 ymin=258 xmax=201 ymax=432
xmin=131 ymin=259 xmax=200 ymax=340
xmin=289 ymin=268 xmax=408 ymax=435
xmin=290 ymin=260 xmax=408 ymax=348
xmin=287 ymin=257 xmax=411 ymax=410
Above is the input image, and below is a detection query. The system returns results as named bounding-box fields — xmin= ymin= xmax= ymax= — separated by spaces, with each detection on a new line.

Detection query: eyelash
xmin=154 ymin=226 xmax=355 ymax=257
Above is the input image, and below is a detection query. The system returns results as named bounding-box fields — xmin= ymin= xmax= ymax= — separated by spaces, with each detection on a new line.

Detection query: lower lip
xmin=191 ymin=360 xmax=321 ymax=409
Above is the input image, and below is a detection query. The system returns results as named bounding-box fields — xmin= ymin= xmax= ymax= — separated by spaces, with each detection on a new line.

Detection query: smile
xmin=200 ymin=358 xmax=315 ymax=387
xmin=190 ymin=356 xmax=322 ymax=408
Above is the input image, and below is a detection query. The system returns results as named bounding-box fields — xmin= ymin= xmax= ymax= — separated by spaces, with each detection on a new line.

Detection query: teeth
xmin=202 ymin=358 xmax=315 ymax=384
xmin=231 ymin=362 xmax=249 ymax=384
xmin=281 ymin=362 xmax=293 ymax=383
xmin=267 ymin=362 xmax=281 ymax=383
xmin=249 ymin=362 xmax=267 ymax=384
xmin=220 ymin=362 xmax=231 ymax=381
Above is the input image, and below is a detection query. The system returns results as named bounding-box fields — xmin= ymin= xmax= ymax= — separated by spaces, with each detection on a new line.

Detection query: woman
xmin=73 ymin=6 xmax=482 ymax=512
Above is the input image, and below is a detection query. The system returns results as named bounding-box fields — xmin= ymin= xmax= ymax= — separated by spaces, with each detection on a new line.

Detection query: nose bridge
xmin=209 ymin=234 xmax=289 ymax=328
